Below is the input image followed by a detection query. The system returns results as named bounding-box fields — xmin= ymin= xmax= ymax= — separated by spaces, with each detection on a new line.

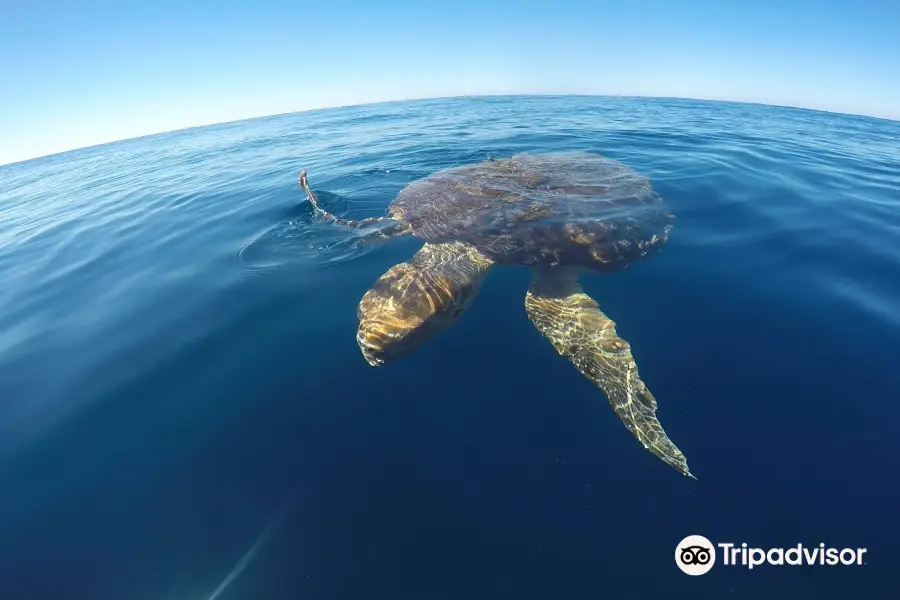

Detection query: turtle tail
xmin=299 ymin=169 xmax=399 ymax=230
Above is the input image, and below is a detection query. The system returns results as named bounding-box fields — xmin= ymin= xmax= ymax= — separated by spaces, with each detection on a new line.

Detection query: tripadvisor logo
xmin=674 ymin=535 xmax=868 ymax=575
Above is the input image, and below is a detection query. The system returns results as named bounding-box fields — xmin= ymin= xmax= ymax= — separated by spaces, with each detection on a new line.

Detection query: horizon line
xmin=3 ymin=92 xmax=897 ymax=169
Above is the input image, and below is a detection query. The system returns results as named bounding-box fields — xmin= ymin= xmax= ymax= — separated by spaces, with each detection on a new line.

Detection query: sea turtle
xmin=298 ymin=151 xmax=693 ymax=477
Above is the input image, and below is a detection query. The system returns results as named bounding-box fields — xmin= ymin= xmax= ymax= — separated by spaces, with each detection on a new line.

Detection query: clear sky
xmin=2 ymin=0 xmax=898 ymax=166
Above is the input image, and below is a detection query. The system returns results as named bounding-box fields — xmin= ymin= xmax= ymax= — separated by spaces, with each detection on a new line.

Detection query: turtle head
xmin=355 ymin=243 xmax=492 ymax=366
xmin=356 ymin=263 xmax=475 ymax=366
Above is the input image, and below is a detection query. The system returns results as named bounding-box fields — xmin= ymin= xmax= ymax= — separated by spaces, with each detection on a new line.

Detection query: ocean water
xmin=1 ymin=95 xmax=899 ymax=599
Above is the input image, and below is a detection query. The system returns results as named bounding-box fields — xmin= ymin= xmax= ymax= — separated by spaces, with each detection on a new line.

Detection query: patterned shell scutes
xmin=388 ymin=152 xmax=675 ymax=271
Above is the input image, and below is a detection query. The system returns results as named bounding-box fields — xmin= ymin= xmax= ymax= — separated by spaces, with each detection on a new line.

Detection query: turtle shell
xmin=388 ymin=152 xmax=675 ymax=271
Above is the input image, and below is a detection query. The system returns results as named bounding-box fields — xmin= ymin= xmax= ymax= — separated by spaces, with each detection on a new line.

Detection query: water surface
xmin=1 ymin=96 xmax=899 ymax=599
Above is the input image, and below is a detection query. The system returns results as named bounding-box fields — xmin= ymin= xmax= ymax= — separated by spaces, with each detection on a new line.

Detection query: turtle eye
xmin=452 ymin=308 xmax=463 ymax=317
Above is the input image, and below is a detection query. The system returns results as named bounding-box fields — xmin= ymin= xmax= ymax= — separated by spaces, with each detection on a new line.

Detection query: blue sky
xmin=2 ymin=0 xmax=898 ymax=166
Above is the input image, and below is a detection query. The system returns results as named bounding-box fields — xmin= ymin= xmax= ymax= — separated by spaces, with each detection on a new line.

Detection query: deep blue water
xmin=1 ymin=95 xmax=899 ymax=599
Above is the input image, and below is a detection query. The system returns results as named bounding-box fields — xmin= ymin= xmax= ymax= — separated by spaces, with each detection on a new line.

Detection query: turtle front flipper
xmin=524 ymin=268 xmax=694 ymax=478
xmin=357 ymin=241 xmax=494 ymax=366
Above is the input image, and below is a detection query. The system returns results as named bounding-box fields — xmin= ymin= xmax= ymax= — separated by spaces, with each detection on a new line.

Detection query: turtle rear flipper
xmin=299 ymin=169 xmax=412 ymax=242
xmin=524 ymin=268 xmax=694 ymax=478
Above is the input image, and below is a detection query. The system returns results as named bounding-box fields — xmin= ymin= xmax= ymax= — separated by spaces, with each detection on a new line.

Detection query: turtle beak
xmin=356 ymin=299 xmax=434 ymax=366
xmin=356 ymin=320 xmax=395 ymax=366
xmin=360 ymin=349 xmax=384 ymax=367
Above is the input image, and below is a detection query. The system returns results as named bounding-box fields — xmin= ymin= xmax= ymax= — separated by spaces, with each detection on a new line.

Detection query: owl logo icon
xmin=675 ymin=535 xmax=716 ymax=575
